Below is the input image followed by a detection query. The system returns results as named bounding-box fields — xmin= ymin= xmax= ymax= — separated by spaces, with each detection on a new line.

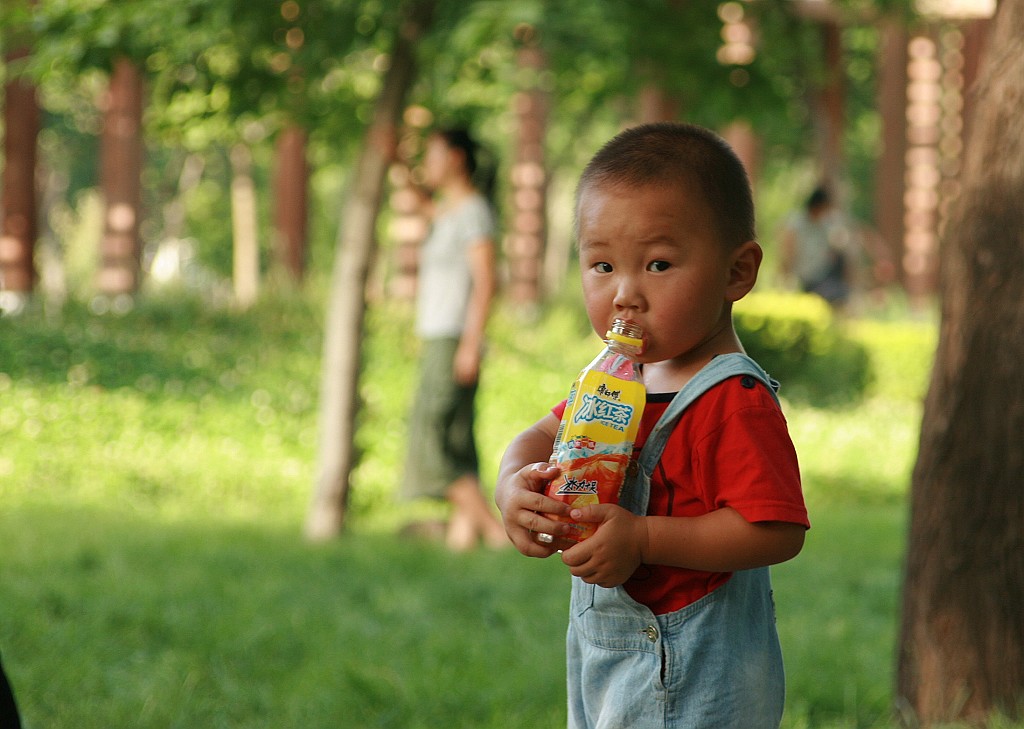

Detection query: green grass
xmin=0 ymin=286 xmax=969 ymax=728
xmin=774 ymin=505 xmax=905 ymax=728
xmin=1 ymin=506 xmax=569 ymax=728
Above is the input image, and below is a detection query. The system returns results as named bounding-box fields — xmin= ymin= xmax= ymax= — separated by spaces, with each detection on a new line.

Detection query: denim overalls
xmin=566 ymin=354 xmax=786 ymax=729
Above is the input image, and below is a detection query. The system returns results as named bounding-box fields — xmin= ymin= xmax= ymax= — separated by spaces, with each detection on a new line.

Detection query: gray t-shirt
xmin=416 ymin=193 xmax=494 ymax=338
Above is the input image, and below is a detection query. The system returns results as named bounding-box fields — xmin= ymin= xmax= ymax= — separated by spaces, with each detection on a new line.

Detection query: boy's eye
xmin=647 ymin=260 xmax=671 ymax=272
xmin=594 ymin=262 xmax=613 ymax=273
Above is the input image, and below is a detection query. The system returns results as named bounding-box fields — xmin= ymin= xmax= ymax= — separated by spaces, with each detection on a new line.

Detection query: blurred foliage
xmin=736 ymin=291 xmax=873 ymax=406
xmin=0 ymin=0 xmax=927 ymax=293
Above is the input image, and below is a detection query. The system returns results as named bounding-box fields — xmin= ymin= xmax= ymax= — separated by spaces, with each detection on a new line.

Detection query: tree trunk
xmin=636 ymin=83 xmax=680 ymax=125
xmin=97 ymin=57 xmax=144 ymax=296
xmin=306 ymin=0 xmax=435 ymax=541
xmin=959 ymin=18 xmax=991 ymax=150
xmin=720 ymin=120 xmax=761 ymax=191
xmin=815 ymin=20 xmax=845 ymax=192
xmin=1 ymin=48 xmax=39 ymax=299
xmin=272 ymin=123 xmax=308 ymax=283
xmin=508 ymin=37 xmax=550 ymax=306
xmin=896 ymin=1 xmax=1024 ymax=724
xmin=230 ymin=144 xmax=260 ymax=309
xmin=874 ymin=19 xmax=907 ymax=289
xmin=385 ymin=157 xmax=428 ymax=301
xmin=903 ymin=28 xmax=946 ymax=306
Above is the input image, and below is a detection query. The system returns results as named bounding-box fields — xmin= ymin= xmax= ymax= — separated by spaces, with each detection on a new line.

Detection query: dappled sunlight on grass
xmin=789 ymin=395 xmax=922 ymax=506
xmin=0 ymin=291 xmax=960 ymax=727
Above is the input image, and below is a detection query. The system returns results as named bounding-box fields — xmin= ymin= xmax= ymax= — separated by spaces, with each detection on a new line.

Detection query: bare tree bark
xmin=636 ymin=83 xmax=680 ymax=125
xmin=814 ymin=20 xmax=845 ymax=192
xmin=874 ymin=19 xmax=907 ymax=287
xmin=959 ymin=17 xmax=992 ymax=160
xmin=1 ymin=47 xmax=39 ymax=300
xmin=385 ymin=153 xmax=428 ymax=301
xmin=273 ymin=123 xmax=308 ymax=283
xmin=230 ymin=144 xmax=260 ymax=309
xmin=720 ymin=120 xmax=761 ymax=191
xmin=306 ymin=0 xmax=435 ymax=541
xmin=508 ymin=31 xmax=550 ymax=307
xmin=97 ymin=57 xmax=144 ymax=296
xmin=896 ymin=1 xmax=1024 ymax=724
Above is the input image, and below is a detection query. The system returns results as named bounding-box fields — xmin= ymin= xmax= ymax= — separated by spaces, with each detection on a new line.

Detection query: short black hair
xmin=432 ymin=126 xmax=499 ymax=202
xmin=433 ymin=127 xmax=478 ymax=176
xmin=575 ymin=122 xmax=755 ymax=249
xmin=806 ymin=185 xmax=831 ymax=211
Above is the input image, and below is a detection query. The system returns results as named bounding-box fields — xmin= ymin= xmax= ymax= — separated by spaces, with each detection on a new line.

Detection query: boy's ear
xmin=725 ymin=240 xmax=762 ymax=302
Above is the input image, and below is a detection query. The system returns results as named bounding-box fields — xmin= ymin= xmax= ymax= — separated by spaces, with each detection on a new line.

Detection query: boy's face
xmin=577 ymin=181 xmax=755 ymax=369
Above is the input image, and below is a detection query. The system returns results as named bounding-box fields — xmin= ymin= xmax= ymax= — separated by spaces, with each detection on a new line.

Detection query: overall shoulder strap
xmin=618 ymin=353 xmax=779 ymax=517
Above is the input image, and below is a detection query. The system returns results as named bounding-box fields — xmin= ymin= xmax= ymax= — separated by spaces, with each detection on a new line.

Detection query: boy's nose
xmin=613 ymin=278 xmax=644 ymax=312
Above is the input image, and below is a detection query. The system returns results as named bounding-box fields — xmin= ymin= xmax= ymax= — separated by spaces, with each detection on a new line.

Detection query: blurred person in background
xmin=401 ymin=127 xmax=507 ymax=551
xmin=780 ymin=185 xmax=856 ymax=309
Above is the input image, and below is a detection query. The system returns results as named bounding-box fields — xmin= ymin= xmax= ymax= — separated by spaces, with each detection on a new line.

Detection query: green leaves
xmin=10 ymin=0 xmax=917 ymax=170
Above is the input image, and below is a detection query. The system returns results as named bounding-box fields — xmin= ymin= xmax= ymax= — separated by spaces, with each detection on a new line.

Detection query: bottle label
xmin=554 ymin=371 xmax=644 ymax=460
xmin=554 ymin=475 xmax=599 ymax=496
xmin=573 ymin=390 xmax=635 ymax=431
xmin=546 ymin=369 xmax=645 ymax=541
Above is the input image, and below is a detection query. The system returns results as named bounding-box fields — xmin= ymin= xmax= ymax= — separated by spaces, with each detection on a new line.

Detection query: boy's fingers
xmin=525 ymin=463 xmax=560 ymax=488
xmin=517 ymin=488 xmax=570 ymax=517
xmin=511 ymin=527 xmax=564 ymax=558
xmin=521 ymin=510 xmax=569 ymax=536
xmin=560 ymin=541 xmax=591 ymax=568
xmin=569 ymin=504 xmax=613 ymax=523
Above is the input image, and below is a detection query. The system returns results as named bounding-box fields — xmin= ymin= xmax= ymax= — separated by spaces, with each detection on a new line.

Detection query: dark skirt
xmin=402 ymin=337 xmax=480 ymax=500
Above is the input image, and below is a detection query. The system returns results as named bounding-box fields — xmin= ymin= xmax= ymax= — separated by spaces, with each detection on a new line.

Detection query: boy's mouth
xmin=613 ymin=318 xmax=648 ymax=355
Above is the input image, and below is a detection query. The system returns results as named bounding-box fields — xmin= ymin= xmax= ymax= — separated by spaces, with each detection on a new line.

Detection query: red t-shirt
xmin=553 ymin=375 xmax=809 ymax=615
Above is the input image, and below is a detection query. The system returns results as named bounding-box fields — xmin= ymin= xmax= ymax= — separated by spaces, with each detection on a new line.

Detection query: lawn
xmin=1 ymin=289 xmax=938 ymax=727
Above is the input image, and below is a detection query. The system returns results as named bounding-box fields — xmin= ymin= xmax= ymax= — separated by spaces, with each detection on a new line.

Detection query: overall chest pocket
xmin=570 ymin=577 xmax=666 ymax=653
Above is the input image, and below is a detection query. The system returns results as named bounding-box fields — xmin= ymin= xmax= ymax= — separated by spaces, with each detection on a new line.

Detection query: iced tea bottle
xmin=544 ymin=319 xmax=645 ymax=541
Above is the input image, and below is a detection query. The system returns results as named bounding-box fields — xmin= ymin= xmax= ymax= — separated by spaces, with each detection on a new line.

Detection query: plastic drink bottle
xmin=544 ymin=319 xmax=646 ymax=542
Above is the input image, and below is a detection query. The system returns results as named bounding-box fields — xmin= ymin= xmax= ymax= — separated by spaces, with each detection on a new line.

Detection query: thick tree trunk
xmin=897 ymin=1 xmax=1024 ymax=724
xmin=306 ymin=0 xmax=435 ymax=541
xmin=1 ymin=49 xmax=39 ymax=298
xmin=273 ymin=123 xmax=308 ymax=282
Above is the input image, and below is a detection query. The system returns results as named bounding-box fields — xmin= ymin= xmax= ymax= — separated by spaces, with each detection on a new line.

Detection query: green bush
xmin=735 ymin=292 xmax=873 ymax=406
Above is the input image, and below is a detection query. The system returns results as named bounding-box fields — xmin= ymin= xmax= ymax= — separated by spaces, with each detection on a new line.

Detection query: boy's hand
xmin=560 ymin=504 xmax=647 ymax=588
xmin=496 ymin=462 xmax=574 ymax=558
